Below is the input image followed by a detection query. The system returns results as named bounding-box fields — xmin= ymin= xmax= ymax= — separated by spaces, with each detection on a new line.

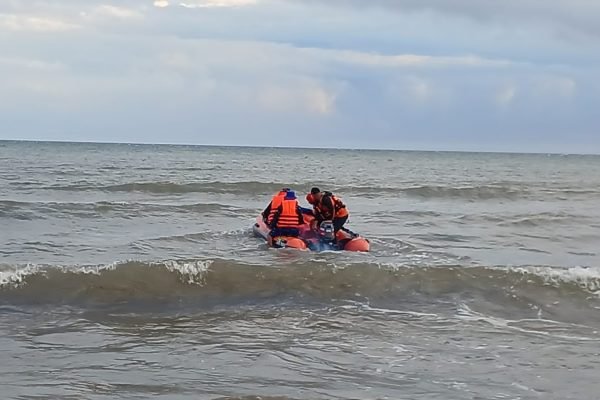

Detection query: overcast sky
xmin=1 ymin=0 xmax=599 ymax=152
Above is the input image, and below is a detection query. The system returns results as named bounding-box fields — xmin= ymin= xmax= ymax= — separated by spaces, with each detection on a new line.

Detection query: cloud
xmin=257 ymin=82 xmax=337 ymax=115
xmin=496 ymin=83 xmax=518 ymax=107
xmin=0 ymin=13 xmax=79 ymax=32
xmin=292 ymin=0 xmax=600 ymax=39
xmin=407 ymin=77 xmax=432 ymax=103
xmin=0 ymin=56 xmax=66 ymax=71
xmin=321 ymin=50 xmax=514 ymax=69
xmin=308 ymin=86 xmax=337 ymax=115
xmin=0 ymin=0 xmax=599 ymax=152
xmin=179 ymin=0 xmax=258 ymax=8
xmin=85 ymin=5 xmax=144 ymax=20
xmin=533 ymin=76 xmax=576 ymax=99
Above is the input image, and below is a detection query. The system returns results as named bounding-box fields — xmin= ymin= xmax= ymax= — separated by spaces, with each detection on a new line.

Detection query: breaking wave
xmin=17 ymin=181 xmax=528 ymax=199
xmin=1 ymin=259 xmax=599 ymax=306
xmin=41 ymin=181 xmax=287 ymax=195
xmin=400 ymin=184 xmax=528 ymax=199
xmin=14 ymin=179 xmax=597 ymax=202
xmin=0 ymin=200 xmax=251 ymax=220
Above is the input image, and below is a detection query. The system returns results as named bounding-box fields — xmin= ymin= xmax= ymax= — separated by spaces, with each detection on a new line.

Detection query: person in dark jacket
xmin=305 ymin=187 xmax=349 ymax=232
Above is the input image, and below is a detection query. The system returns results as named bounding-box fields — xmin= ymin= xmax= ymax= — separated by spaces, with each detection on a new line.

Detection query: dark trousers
xmin=270 ymin=227 xmax=300 ymax=237
xmin=333 ymin=216 xmax=348 ymax=232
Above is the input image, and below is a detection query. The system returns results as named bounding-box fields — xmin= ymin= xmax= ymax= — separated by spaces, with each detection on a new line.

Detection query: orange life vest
xmin=274 ymin=199 xmax=303 ymax=228
xmin=267 ymin=191 xmax=287 ymax=224
xmin=333 ymin=195 xmax=349 ymax=218
xmin=315 ymin=193 xmax=348 ymax=219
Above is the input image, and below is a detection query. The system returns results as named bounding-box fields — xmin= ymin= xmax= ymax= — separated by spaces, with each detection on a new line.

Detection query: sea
xmin=1 ymin=140 xmax=600 ymax=400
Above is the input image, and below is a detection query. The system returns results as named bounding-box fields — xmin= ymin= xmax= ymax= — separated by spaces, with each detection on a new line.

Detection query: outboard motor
xmin=318 ymin=221 xmax=336 ymax=243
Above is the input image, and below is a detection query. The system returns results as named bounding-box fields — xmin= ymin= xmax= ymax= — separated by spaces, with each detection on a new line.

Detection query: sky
xmin=0 ymin=0 xmax=599 ymax=153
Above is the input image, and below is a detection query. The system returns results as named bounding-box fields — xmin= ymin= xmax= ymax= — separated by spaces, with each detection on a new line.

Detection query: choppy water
xmin=1 ymin=140 xmax=600 ymax=399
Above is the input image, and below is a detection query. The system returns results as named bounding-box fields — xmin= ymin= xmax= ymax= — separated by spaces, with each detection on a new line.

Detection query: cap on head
xmin=285 ymin=191 xmax=297 ymax=200
xmin=310 ymin=187 xmax=321 ymax=195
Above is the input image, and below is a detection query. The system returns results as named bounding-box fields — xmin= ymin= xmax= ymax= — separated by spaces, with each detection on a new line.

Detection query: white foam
xmin=373 ymin=262 xmax=600 ymax=294
xmin=73 ymin=261 xmax=122 ymax=275
xmin=0 ymin=261 xmax=125 ymax=288
xmin=0 ymin=263 xmax=41 ymax=287
xmin=0 ymin=259 xmax=214 ymax=288
xmin=348 ymin=303 xmax=440 ymax=319
xmin=456 ymin=303 xmax=599 ymax=341
xmin=162 ymin=260 xmax=213 ymax=285
xmin=504 ymin=265 xmax=600 ymax=294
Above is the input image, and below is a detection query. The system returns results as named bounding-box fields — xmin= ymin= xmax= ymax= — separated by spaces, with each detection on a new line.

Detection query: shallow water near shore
xmin=2 ymin=140 xmax=600 ymax=399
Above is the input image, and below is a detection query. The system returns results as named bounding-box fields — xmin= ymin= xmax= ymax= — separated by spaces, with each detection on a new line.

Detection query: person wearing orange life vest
xmin=262 ymin=188 xmax=290 ymax=224
xmin=269 ymin=191 xmax=305 ymax=237
xmin=306 ymin=187 xmax=349 ymax=233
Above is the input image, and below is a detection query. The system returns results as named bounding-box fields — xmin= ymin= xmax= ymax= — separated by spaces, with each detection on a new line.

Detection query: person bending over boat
xmin=269 ymin=191 xmax=305 ymax=237
xmin=306 ymin=187 xmax=349 ymax=233
xmin=262 ymin=188 xmax=290 ymax=224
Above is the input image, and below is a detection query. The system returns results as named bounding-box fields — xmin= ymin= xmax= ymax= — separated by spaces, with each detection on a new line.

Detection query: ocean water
xmin=1 ymin=140 xmax=600 ymax=399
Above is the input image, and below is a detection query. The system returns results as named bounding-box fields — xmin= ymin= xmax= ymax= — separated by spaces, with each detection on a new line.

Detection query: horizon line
xmin=1 ymin=138 xmax=598 ymax=157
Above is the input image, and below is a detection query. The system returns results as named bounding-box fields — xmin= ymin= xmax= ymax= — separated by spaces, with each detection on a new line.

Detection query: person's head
xmin=285 ymin=190 xmax=297 ymax=200
xmin=310 ymin=187 xmax=323 ymax=201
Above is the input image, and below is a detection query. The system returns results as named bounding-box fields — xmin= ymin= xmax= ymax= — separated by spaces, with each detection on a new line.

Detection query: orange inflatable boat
xmin=252 ymin=213 xmax=370 ymax=252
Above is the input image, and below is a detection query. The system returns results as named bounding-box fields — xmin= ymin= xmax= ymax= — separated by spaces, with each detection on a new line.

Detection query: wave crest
xmin=45 ymin=181 xmax=287 ymax=195
xmin=1 ymin=260 xmax=599 ymax=306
